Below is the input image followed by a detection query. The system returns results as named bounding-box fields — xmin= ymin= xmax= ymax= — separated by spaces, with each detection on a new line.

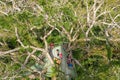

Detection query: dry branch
xmin=15 ymin=27 xmax=25 ymax=48
xmin=24 ymin=50 xmax=37 ymax=65
xmin=0 ymin=47 xmax=20 ymax=56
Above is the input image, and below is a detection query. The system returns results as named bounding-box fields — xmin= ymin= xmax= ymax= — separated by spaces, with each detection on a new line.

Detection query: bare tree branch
xmin=0 ymin=11 xmax=8 ymax=16
xmin=15 ymin=27 xmax=25 ymax=48
xmin=77 ymin=38 xmax=120 ymax=42
xmin=60 ymin=26 xmax=72 ymax=41
xmin=0 ymin=47 xmax=20 ymax=56
xmin=29 ymin=46 xmax=45 ymax=52
xmin=70 ymin=26 xmax=74 ymax=35
xmin=0 ymin=42 xmax=4 ymax=46
xmin=86 ymin=1 xmax=90 ymax=25
xmin=96 ymin=11 xmax=110 ymax=19
xmin=24 ymin=50 xmax=37 ymax=65
xmin=43 ymin=27 xmax=55 ymax=39
xmin=109 ymin=13 xmax=120 ymax=28
xmin=72 ymin=26 xmax=81 ymax=41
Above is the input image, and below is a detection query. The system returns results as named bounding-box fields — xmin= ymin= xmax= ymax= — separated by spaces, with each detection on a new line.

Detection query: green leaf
xmin=106 ymin=38 xmax=112 ymax=61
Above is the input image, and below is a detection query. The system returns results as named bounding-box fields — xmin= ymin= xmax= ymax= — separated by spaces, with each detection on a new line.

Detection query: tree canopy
xmin=0 ymin=0 xmax=120 ymax=80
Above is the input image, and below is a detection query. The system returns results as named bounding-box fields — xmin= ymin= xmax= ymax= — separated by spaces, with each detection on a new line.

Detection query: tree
xmin=0 ymin=0 xmax=120 ymax=80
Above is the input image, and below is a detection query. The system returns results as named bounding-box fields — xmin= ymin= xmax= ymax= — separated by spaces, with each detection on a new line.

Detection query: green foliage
xmin=106 ymin=38 xmax=112 ymax=61
xmin=62 ymin=7 xmax=75 ymax=22
xmin=17 ymin=12 xmax=31 ymax=22
xmin=76 ymin=54 xmax=120 ymax=80
xmin=33 ymin=15 xmax=45 ymax=26
xmin=0 ymin=56 xmax=12 ymax=64
xmin=0 ymin=0 xmax=120 ymax=80
xmin=6 ymin=38 xmax=18 ymax=49
xmin=50 ymin=66 xmax=58 ymax=77
xmin=12 ymin=63 xmax=21 ymax=70
xmin=31 ymin=63 xmax=42 ymax=71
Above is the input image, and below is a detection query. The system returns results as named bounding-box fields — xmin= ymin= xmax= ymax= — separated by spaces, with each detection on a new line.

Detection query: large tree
xmin=0 ymin=0 xmax=120 ymax=80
